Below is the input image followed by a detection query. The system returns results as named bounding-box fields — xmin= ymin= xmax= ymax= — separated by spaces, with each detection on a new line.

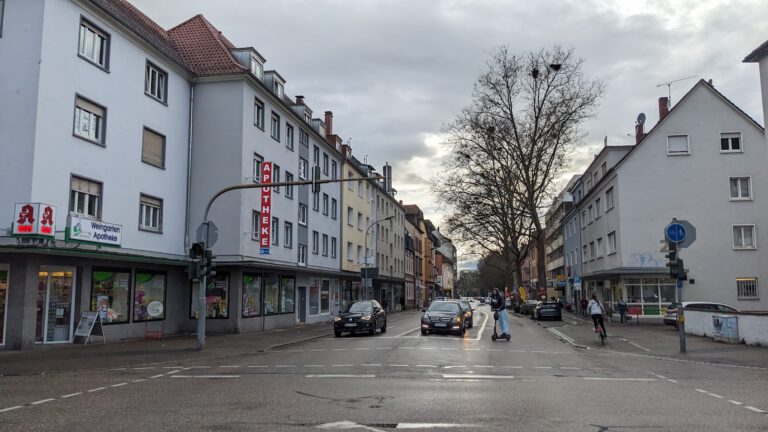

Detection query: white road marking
xmin=30 ymin=399 xmax=55 ymax=405
xmin=187 ymin=366 xmax=211 ymax=369
xmin=474 ymin=365 xmax=493 ymax=368
xmin=220 ymin=365 xmax=241 ymax=368
xmin=584 ymin=378 xmax=656 ymax=381
xmin=444 ymin=365 xmax=466 ymax=369
xmin=60 ymin=392 xmax=83 ymax=398
xmin=286 ymin=349 xmax=304 ymax=352
xmin=109 ymin=368 xmax=127 ymax=371
xmin=708 ymin=393 xmax=724 ymax=399
xmin=396 ymin=328 xmax=421 ymax=337
xmin=87 ymin=387 xmax=107 ymax=392
xmin=440 ymin=347 xmax=458 ymax=350
xmin=464 ymin=348 xmax=480 ymax=351
xmin=275 ymin=365 xmax=296 ymax=368
xmin=332 ymin=364 xmax=354 ymax=367
xmin=443 ymin=374 xmax=514 ymax=379
xmin=305 ymin=365 xmax=324 ymax=367
xmin=667 ymin=379 xmax=678 ymax=384
xmin=561 ymin=367 xmax=581 ymax=370
xmin=110 ymin=383 xmax=129 ymax=387
xmin=695 ymin=388 xmax=709 ymax=394
xmin=133 ymin=367 xmax=155 ymax=370
xmin=504 ymin=366 xmax=523 ymax=369
xmin=306 ymin=374 xmax=375 ymax=378
xmin=166 ymin=370 xmax=183 ymax=375
xmin=471 ymin=309 xmax=490 ymax=341
xmin=376 ymin=347 xmax=388 ymax=350
xmin=361 ymin=364 xmax=381 ymax=367
xmin=149 ymin=374 xmax=165 ymax=379
xmin=547 ymin=328 xmax=582 ymax=347
xmin=396 ymin=423 xmax=475 ymax=429
xmin=163 ymin=366 xmax=184 ymax=369
xmin=389 ymin=364 xmax=409 ymax=367
xmin=331 ymin=348 xmax=349 ymax=351
xmin=132 ymin=379 xmax=147 ymax=383
xmin=419 ymin=347 xmax=437 ymax=350
xmin=317 ymin=420 xmax=386 ymax=431
xmin=745 ymin=406 xmax=767 ymax=414
xmin=354 ymin=348 xmax=371 ymax=350
xmin=309 ymin=349 xmax=325 ymax=352
xmin=170 ymin=375 xmax=240 ymax=379
xmin=628 ymin=341 xmax=651 ymax=352
xmin=248 ymin=365 xmax=268 ymax=368
xmin=509 ymin=349 xmax=526 ymax=353
xmin=561 ymin=317 xmax=579 ymax=325
xmin=533 ymin=367 xmax=552 ymax=369
xmin=0 ymin=406 xmax=23 ymax=413
xmin=532 ymin=351 xmax=548 ymax=354
xmin=416 ymin=365 xmax=437 ymax=368
xmin=728 ymin=400 xmax=744 ymax=405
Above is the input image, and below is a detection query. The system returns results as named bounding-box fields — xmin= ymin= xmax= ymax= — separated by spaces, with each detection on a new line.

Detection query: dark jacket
xmin=490 ymin=293 xmax=505 ymax=311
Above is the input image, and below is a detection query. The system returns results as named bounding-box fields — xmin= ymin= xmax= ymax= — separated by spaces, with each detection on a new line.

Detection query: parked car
xmin=458 ymin=300 xmax=474 ymax=328
xmin=334 ymin=300 xmax=387 ymax=337
xmin=533 ymin=301 xmax=562 ymax=321
xmin=421 ymin=301 xmax=466 ymax=336
xmin=519 ymin=300 xmax=539 ymax=316
xmin=663 ymin=302 xmax=738 ymax=327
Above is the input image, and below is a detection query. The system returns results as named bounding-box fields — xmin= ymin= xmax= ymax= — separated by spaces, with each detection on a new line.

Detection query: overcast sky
xmin=132 ymin=0 xmax=767 ymax=269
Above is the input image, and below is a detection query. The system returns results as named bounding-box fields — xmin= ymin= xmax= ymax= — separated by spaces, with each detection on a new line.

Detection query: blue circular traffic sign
xmin=666 ymin=222 xmax=687 ymax=243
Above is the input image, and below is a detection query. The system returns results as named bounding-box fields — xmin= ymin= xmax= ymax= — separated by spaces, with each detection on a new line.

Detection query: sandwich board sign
xmin=73 ymin=311 xmax=106 ymax=345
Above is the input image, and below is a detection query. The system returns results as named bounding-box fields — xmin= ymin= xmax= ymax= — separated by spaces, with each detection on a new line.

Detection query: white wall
xmin=685 ymin=310 xmax=768 ymax=346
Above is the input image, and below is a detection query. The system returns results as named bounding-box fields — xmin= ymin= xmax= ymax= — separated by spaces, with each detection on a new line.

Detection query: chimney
xmin=295 ymin=95 xmax=305 ymax=105
xmin=324 ymin=111 xmax=333 ymax=135
xmin=341 ymin=144 xmax=352 ymax=158
xmin=635 ymin=122 xmax=644 ymax=144
xmin=658 ymin=97 xmax=669 ymax=120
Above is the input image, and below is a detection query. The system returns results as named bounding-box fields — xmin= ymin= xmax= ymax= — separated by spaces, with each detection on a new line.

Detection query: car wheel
xmin=421 ymin=329 xmax=428 ymax=335
xmin=334 ymin=331 xmax=342 ymax=337
xmin=460 ymin=326 xmax=466 ymax=336
xmin=369 ymin=327 xmax=375 ymax=336
xmin=381 ymin=320 xmax=387 ymax=333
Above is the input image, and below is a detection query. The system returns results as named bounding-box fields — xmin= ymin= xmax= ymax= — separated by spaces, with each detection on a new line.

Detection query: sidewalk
xmin=0 ymin=309 xmax=423 ymax=377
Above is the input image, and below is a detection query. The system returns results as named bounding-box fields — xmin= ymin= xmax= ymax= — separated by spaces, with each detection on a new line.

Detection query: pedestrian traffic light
xmin=189 ymin=241 xmax=205 ymax=259
xmin=665 ymin=241 xmax=678 ymax=278
xmin=199 ymin=249 xmax=217 ymax=278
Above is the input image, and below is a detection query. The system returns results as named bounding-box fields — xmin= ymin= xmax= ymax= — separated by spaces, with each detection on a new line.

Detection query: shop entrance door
xmin=298 ymin=286 xmax=306 ymax=323
xmin=36 ymin=267 xmax=76 ymax=344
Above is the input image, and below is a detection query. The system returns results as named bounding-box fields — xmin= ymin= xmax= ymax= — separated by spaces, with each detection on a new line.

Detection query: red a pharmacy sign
xmin=13 ymin=203 xmax=56 ymax=238
xmin=259 ymin=162 xmax=273 ymax=254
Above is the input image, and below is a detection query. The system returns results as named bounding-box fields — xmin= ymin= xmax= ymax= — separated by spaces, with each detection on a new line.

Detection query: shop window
xmin=309 ymin=279 xmax=319 ymax=315
xmin=242 ymin=274 xmax=262 ymax=318
xmin=74 ymin=95 xmax=106 ymax=144
xmin=321 ymin=280 xmax=330 ymax=314
xmin=91 ymin=269 xmax=131 ymax=324
xmin=190 ymin=274 xmax=229 ymax=319
xmin=78 ymin=18 xmax=110 ymax=69
xmin=142 ymin=127 xmax=165 ymax=168
xmin=133 ymin=271 xmax=166 ymax=321
xmin=280 ymin=277 xmax=296 ymax=314
xmin=0 ymin=267 xmax=7 ymax=345
xmin=264 ymin=274 xmax=279 ymax=315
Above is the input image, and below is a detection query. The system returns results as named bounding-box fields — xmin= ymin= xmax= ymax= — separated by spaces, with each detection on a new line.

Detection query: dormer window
xmin=249 ymin=56 xmax=263 ymax=80
xmin=273 ymin=81 xmax=284 ymax=98
xmin=304 ymin=111 xmax=311 ymax=124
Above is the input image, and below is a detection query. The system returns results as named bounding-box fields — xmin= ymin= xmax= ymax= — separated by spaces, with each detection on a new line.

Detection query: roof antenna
xmin=656 ymin=75 xmax=697 ymax=106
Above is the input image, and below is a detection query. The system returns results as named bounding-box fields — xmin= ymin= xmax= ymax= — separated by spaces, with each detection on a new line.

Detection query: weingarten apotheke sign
xmin=66 ymin=213 xmax=122 ymax=247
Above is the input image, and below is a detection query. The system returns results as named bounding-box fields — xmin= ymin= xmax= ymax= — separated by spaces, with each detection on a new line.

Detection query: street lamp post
xmin=363 ymin=215 xmax=395 ymax=301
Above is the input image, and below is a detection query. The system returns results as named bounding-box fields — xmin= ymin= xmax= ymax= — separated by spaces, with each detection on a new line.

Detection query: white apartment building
xmin=0 ymin=0 xmax=193 ymax=348
xmin=374 ymin=166 xmax=406 ymax=310
xmin=576 ymin=81 xmax=767 ymax=315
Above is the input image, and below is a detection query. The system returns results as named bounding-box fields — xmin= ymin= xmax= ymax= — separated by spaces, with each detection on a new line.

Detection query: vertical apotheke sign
xmin=12 ymin=203 xmax=56 ymax=238
xmin=259 ymin=162 xmax=273 ymax=255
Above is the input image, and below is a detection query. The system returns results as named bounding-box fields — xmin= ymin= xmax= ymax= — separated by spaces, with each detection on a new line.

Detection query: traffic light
xmin=676 ymin=258 xmax=687 ymax=281
xmin=199 ymin=249 xmax=217 ymax=278
xmin=189 ymin=241 xmax=205 ymax=259
xmin=665 ymin=241 xmax=678 ymax=278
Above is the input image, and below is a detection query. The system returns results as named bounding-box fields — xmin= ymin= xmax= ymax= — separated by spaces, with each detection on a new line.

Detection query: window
xmin=298 ymin=245 xmax=307 ymax=266
xmin=582 ymin=245 xmax=588 ymax=261
xmin=733 ymin=225 xmax=756 ymax=249
xmin=91 ymin=269 xmax=130 ymax=324
xmin=273 ymin=81 xmax=284 ymax=98
xmin=134 ymin=271 xmax=166 ymax=321
xmin=313 ymin=191 xmax=320 ymax=211
xmin=286 ymin=124 xmax=294 ymax=150
xmin=589 ymin=242 xmax=596 ymax=260
xmin=607 ymin=231 xmax=616 ymax=254
xmin=357 ymin=212 xmax=363 ymax=230
xmin=280 ymin=277 xmax=295 ymax=313
xmin=331 ymin=237 xmax=337 ymax=259
xmin=145 ymin=62 xmax=167 ymax=103
xmin=720 ymin=132 xmax=742 ymax=152
xmin=0 ymin=0 xmax=4 ymax=38
xmin=321 ymin=280 xmax=330 ymax=314
xmin=299 ymin=158 xmax=308 ymax=180
xmin=142 ymin=127 xmax=165 ymax=168
xmin=78 ymin=18 xmax=109 ymax=68
xmin=191 ymin=274 xmax=229 ymax=319
xmin=299 ymin=129 xmax=309 ymax=146
xmin=588 ymin=205 xmax=593 ymax=223
xmin=322 ymin=234 xmax=329 ymax=256
xmin=595 ymin=198 xmax=601 ymax=217
xmin=596 ymin=237 xmax=603 ymax=258
xmin=74 ymin=96 xmax=105 ymax=144
xmin=249 ymin=55 xmax=263 ymax=79
xmin=737 ymin=278 xmax=759 ymax=300
xmin=271 ymin=112 xmax=280 ymax=141
xmin=323 ymin=153 xmax=329 ymax=175
xmin=139 ymin=194 xmax=162 ymax=232
xmin=271 ymin=217 xmax=279 ymax=245
xmin=313 ymin=146 xmax=320 ymax=166
xmin=299 ymin=204 xmax=307 ymax=225
xmin=357 ymin=246 xmax=362 ymax=262
xmin=253 ymin=154 xmax=263 ymax=183
xmin=70 ymin=175 xmax=102 ymax=219
xmin=312 ymin=231 xmax=319 ymax=254
xmin=272 ymin=164 xmax=280 ymax=193
xmin=332 ymin=161 xmax=338 ymax=180
xmin=254 ymin=98 xmax=265 ymax=129
xmin=331 ymin=198 xmax=337 ymax=219
xmin=285 ymin=172 xmax=294 ymax=199
xmin=348 ymin=171 xmax=355 ymax=191
xmin=601 ymin=162 xmax=607 ymax=176
xmin=667 ymin=134 xmax=690 ymax=155
xmin=581 ymin=210 xmax=586 ymax=227
xmin=251 ymin=210 xmax=260 ymax=239
xmin=322 ymin=193 xmax=329 ymax=215
xmin=586 ymin=178 xmax=592 ymax=191
xmin=284 ymin=222 xmax=293 ymax=248
xmin=729 ymin=177 xmax=751 ymax=200
xmin=358 ymin=180 xmax=364 ymax=198
xmin=347 ymin=207 xmax=354 ymax=226
xmin=605 ymin=188 xmax=614 ymax=210
xmin=242 ymin=274 xmax=261 ymax=317
xmin=347 ymin=242 xmax=353 ymax=261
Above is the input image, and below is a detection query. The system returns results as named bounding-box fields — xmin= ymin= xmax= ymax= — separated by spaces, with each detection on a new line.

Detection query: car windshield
xmin=345 ymin=302 xmax=372 ymax=313
xmin=428 ymin=302 xmax=459 ymax=313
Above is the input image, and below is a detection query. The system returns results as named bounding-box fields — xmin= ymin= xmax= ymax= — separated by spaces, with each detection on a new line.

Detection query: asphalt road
xmin=1 ymin=305 xmax=766 ymax=431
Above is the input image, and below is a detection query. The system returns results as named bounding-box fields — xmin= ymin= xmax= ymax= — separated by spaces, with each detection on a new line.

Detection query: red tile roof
xmin=168 ymin=15 xmax=247 ymax=76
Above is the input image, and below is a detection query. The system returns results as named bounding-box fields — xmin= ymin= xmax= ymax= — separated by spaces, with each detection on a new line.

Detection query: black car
xmin=458 ymin=300 xmax=474 ymax=328
xmin=533 ymin=301 xmax=562 ymax=321
xmin=334 ymin=300 xmax=387 ymax=337
xmin=421 ymin=301 xmax=466 ymax=336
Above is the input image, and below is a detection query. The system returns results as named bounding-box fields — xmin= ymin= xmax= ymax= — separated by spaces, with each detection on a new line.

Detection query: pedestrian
xmin=490 ymin=288 xmax=509 ymax=337
xmin=617 ymin=298 xmax=628 ymax=324
xmin=580 ymin=297 xmax=588 ymax=317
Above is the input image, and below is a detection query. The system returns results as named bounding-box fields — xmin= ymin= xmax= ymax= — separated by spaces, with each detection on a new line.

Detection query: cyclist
xmin=587 ymin=294 xmax=606 ymax=338
xmin=489 ymin=288 xmax=509 ymax=337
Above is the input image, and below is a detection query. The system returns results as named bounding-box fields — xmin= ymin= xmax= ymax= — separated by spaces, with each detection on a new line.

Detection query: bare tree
xmin=435 ymin=46 xmax=604 ymax=292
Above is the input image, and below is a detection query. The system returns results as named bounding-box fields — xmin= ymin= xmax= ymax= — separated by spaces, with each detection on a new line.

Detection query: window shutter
xmin=667 ymin=135 xmax=689 ymax=153
xmin=140 ymin=194 xmax=161 ymax=207
xmin=142 ymin=128 xmax=165 ymax=167
xmin=72 ymin=176 xmax=101 ymax=195
xmin=76 ymin=97 xmax=104 ymax=117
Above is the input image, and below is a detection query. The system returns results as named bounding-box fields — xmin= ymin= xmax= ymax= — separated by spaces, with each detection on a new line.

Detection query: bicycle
xmin=595 ymin=322 xmax=606 ymax=345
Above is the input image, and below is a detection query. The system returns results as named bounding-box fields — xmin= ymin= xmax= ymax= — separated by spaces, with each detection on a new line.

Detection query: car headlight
xmin=455 ymin=316 xmax=462 ymax=323
xmin=361 ymin=315 xmax=371 ymax=321
xmin=334 ymin=317 xmax=341 ymax=322
xmin=466 ymin=311 xmax=472 ymax=317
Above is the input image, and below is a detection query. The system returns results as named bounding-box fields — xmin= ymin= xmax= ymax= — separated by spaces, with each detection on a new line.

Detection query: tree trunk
xmin=536 ymin=232 xmax=547 ymax=300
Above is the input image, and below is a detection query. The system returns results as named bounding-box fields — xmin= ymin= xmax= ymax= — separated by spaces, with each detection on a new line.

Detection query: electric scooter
xmin=490 ymin=310 xmax=511 ymax=341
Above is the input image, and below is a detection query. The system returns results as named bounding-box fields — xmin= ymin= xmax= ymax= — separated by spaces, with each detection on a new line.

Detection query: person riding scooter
xmin=489 ymin=288 xmax=510 ymax=339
